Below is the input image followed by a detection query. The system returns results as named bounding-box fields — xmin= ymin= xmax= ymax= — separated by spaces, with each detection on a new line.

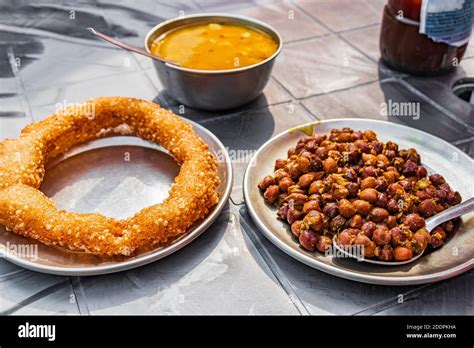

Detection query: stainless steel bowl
xmin=145 ymin=13 xmax=282 ymax=111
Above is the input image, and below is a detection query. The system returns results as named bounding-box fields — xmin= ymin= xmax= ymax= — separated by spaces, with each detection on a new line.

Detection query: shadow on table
xmin=73 ymin=203 xmax=231 ymax=312
xmin=377 ymin=59 xmax=474 ymax=138
xmin=154 ymin=91 xmax=276 ymax=126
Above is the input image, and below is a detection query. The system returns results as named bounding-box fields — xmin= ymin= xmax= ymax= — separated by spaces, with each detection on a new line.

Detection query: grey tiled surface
xmin=295 ymin=0 xmax=385 ymax=32
xmin=0 ymin=0 xmax=472 ymax=315
xmin=272 ymin=35 xmax=379 ymax=98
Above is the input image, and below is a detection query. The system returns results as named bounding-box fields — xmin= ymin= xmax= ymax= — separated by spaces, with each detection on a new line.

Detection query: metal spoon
xmin=333 ymin=197 xmax=474 ymax=266
xmin=86 ymin=27 xmax=179 ymax=66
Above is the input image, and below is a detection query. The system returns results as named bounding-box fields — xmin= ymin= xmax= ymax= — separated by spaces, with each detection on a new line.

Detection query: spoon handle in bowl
xmin=425 ymin=197 xmax=474 ymax=231
xmin=86 ymin=27 xmax=178 ymax=66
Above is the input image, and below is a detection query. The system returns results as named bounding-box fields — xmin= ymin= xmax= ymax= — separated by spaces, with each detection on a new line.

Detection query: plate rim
xmin=243 ymin=118 xmax=474 ymax=285
xmin=0 ymin=118 xmax=233 ymax=276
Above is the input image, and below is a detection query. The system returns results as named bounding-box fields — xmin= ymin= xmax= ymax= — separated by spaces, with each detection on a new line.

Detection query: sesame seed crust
xmin=0 ymin=97 xmax=220 ymax=256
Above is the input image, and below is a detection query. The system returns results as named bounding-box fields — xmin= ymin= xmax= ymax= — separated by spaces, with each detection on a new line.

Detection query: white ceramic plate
xmin=244 ymin=119 xmax=474 ymax=285
xmin=0 ymin=120 xmax=232 ymax=276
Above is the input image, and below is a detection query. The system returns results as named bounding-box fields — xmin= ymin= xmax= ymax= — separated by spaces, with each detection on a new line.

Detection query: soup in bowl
xmin=145 ymin=14 xmax=282 ymax=111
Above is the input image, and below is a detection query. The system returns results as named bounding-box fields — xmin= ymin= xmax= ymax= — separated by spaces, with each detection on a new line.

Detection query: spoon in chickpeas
xmin=334 ymin=197 xmax=474 ymax=265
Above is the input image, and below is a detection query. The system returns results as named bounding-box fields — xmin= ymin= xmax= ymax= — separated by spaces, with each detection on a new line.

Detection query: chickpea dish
xmin=258 ymin=128 xmax=462 ymax=262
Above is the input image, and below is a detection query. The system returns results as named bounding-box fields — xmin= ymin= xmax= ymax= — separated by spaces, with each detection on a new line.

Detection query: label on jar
xmin=419 ymin=0 xmax=472 ymax=47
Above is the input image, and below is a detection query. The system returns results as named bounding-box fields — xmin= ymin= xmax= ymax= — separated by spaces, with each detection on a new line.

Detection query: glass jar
xmin=380 ymin=0 xmax=471 ymax=76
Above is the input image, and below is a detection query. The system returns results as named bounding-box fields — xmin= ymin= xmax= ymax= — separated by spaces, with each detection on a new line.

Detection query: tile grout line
xmin=70 ymin=277 xmax=91 ymax=315
xmin=352 ymin=278 xmax=455 ymax=315
xmin=26 ymin=68 xmax=146 ymax=108
xmin=397 ymin=79 xmax=474 ymax=133
xmin=238 ymin=209 xmax=311 ymax=315
xmin=291 ymin=0 xmax=379 ymax=64
xmin=0 ymin=23 xmax=116 ymax=49
xmin=6 ymin=47 xmax=33 ymax=121
xmin=335 ymin=22 xmax=381 ymax=35
xmin=452 ymin=135 xmax=474 ymax=145
xmin=0 ymin=279 xmax=70 ymax=315
xmin=296 ymin=78 xmax=388 ymax=101
xmin=292 ymin=0 xmax=474 ymax=134
xmin=281 ymin=32 xmax=332 ymax=45
xmin=290 ymin=0 xmax=412 ymax=85
xmin=0 ymin=269 xmax=29 ymax=282
xmin=299 ymin=100 xmax=320 ymax=120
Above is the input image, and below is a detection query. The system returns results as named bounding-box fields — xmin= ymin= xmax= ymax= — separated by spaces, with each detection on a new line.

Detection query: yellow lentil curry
xmin=150 ymin=23 xmax=278 ymax=70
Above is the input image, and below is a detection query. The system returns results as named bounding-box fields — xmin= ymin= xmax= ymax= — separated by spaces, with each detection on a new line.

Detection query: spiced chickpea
xmin=291 ymin=220 xmax=304 ymax=237
xmin=298 ymin=156 xmax=310 ymax=173
xmin=333 ymin=184 xmax=349 ymax=199
xmin=386 ymin=215 xmax=397 ymax=229
xmin=321 ymin=193 xmax=335 ymax=205
xmin=302 ymin=200 xmax=321 ymax=215
xmin=403 ymin=213 xmax=425 ymax=232
xmin=353 ymin=200 xmax=372 ymax=216
xmin=360 ymin=166 xmax=376 ymax=178
xmin=387 ymin=183 xmax=403 ymax=197
xmin=402 ymin=160 xmax=418 ymax=176
xmin=373 ymin=227 xmax=391 ymax=246
xmin=387 ymin=199 xmax=399 ymax=213
xmin=323 ymin=157 xmax=338 ymax=173
xmin=303 ymin=211 xmax=325 ymax=232
xmin=308 ymin=180 xmax=325 ymax=195
xmin=374 ymin=192 xmax=388 ymax=208
xmin=310 ymin=157 xmax=323 ymax=171
xmin=378 ymin=245 xmax=394 ymax=261
xmin=447 ymin=191 xmax=462 ymax=205
xmin=260 ymin=127 xmax=461 ymax=262
xmin=338 ymin=199 xmax=357 ymax=218
xmin=355 ymin=139 xmax=370 ymax=153
xmin=394 ymin=246 xmax=413 ymax=261
xmin=274 ymin=159 xmax=287 ymax=170
xmin=398 ymin=179 xmax=413 ymax=191
xmin=316 ymin=235 xmax=332 ymax=253
xmin=359 ymin=188 xmax=378 ymax=203
xmin=299 ymin=230 xmax=319 ymax=252
xmin=338 ymin=228 xmax=359 ymax=245
xmin=277 ymin=204 xmax=289 ymax=220
xmin=413 ymin=228 xmax=430 ymax=253
xmin=278 ymin=177 xmax=294 ymax=192
xmin=346 ymin=183 xmax=360 ymax=197
xmin=286 ymin=207 xmax=302 ymax=224
xmin=289 ymin=163 xmax=302 ymax=179
xmin=372 ymin=141 xmax=384 ymax=154
xmin=390 ymin=227 xmax=412 ymax=246
xmin=304 ymin=140 xmax=316 ymax=153
xmin=344 ymin=167 xmax=357 ymax=182
xmin=418 ymin=199 xmax=437 ymax=217
xmin=354 ymin=234 xmax=376 ymax=258
xmin=285 ymin=193 xmax=308 ymax=208
xmin=375 ymin=177 xmax=388 ymax=191
xmin=348 ymin=214 xmax=363 ymax=229
xmin=360 ymin=177 xmax=377 ymax=190
xmin=263 ymin=185 xmax=279 ymax=204
xmin=430 ymin=227 xmax=446 ymax=248
xmin=429 ymin=174 xmax=445 ymax=186
xmin=330 ymin=215 xmax=347 ymax=232
xmin=370 ymin=207 xmax=389 ymax=223
xmin=417 ymin=166 xmax=427 ymax=178
xmin=298 ymin=173 xmax=315 ymax=188
xmin=361 ymin=221 xmax=377 ymax=238
xmin=273 ymin=169 xmax=289 ymax=183
xmin=258 ymin=175 xmax=274 ymax=191
xmin=322 ymin=202 xmax=339 ymax=219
